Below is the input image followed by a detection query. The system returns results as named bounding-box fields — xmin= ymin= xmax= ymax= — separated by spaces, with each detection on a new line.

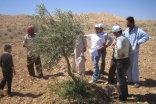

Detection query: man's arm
xmin=23 ymin=44 xmax=28 ymax=48
xmin=23 ymin=35 xmax=28 ymax=48
xmin=97 ymin=42 xmax=106 ymax=51
xmin=0 ymin=56 xmax=2 ymax=67
xmin=83 ymin=38 xmax=87 ymax=52
xmin=116 ymin=38 xmax=124 ymax=58
xmin=137 ymin=29 xmax=149 ymax=45
xmin=105 ymin=34 xmax=113 ymax=47
xmin=10 ymin=55 xmax=16 ymax=76
xmin=80 ymin=34 xmax=91 ymax=40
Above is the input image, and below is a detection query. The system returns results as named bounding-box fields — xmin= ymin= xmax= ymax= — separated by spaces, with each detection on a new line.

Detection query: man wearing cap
xmin=23 ymin=26 xmax=43 ymax=78
xmin=97 ymin=23 xmax=113 ymax=75
xmin=123 ymin=16 xmax=149 ymax=88
xmin=82 ymin=24 xmax=106 ymax=83
xmin=109 ymin=25 xmax=130 ymax=101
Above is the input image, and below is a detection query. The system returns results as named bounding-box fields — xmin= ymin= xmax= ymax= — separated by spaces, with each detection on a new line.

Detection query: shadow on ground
xmin=140 ymin=78 xmax=156 ymax=87
xmin=12 ymin=92 xmax=43 ymax=98
xmin=85 ymin=70 xmax=93 ymax=75
xmin=43 ymin=72 xmax=65 ymax=79
xmin=127 ymin=93 xmax=156 ymax=104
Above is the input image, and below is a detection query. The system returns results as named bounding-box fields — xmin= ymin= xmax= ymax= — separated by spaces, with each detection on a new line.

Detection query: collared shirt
xmin=86 ymin=33 xmax=105 ymax=49
xmin=23 ymin=33 xmax=37 ymax=46
xmin=23 ymin=33 xmax=37 ymax=56
xmin=0 ymin=52 xmax=14 ymax=69
xmin=102 ymin=32 xmax=113 ymax=47
xmin=113 ymin=34 xmax=130 ymax=59
xmin=123 ymin=26 xmax=149 ymax=54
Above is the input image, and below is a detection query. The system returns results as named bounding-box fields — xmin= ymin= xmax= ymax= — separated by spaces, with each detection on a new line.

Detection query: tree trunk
xmin=62 ymin=48 xmax=79 ymax=87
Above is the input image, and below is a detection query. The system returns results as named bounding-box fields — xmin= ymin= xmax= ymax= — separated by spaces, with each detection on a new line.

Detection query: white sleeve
xmin=86 ymin=34 xmax=91 ymax=40
xmin=116 ymin=38 xmax=122 ymax=55
xmin=83 ymin=38 xmax=87 ymax=48
xmin=106 ymin=34 xmax=113 ymax=46
xmin=101 ymin=35 xmax=105 ymax=44
xmin=23 ymin=35 xmax=27 ymax=45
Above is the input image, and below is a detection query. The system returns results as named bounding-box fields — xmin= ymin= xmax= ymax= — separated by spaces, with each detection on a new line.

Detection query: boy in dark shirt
xmin=0 ymin=45 xmax=16 ymax=96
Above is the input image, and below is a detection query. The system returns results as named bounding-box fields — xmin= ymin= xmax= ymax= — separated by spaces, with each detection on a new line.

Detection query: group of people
xmin=0 ymin=16 xmax=149 ymax=101
xmin=72 ymin=16 xmax=149 ymax=101
xmin=0 ymin=26 xmax=43 ymax=97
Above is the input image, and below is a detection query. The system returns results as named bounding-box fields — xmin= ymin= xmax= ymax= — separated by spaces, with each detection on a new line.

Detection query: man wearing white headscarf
xmin=72 ymin=31 xmax=87 ymax=75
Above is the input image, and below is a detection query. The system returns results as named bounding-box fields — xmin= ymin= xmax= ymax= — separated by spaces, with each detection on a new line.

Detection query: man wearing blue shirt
xmin=123 ymin=16 xmax=149 ymax=88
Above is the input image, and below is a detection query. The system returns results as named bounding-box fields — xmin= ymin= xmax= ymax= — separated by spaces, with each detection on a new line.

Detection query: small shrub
xmin=18 ymin=31 xmax=23 ymax=35
xmin=55 ymin=79 xmax=102 ymax=103
xmin=7 ymin=28 xmax=12 ymax=32
xmin=9 ymin=35 xmax=14 ymax=39
xmin=4 ymin=33 xmax=8 ymax=36
xmin=153 ymin=22 xmax=156 ymax=27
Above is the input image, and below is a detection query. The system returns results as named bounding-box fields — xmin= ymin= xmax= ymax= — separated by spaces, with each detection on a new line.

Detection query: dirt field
xmin=0 ymin=14 xmax=156 ymax=104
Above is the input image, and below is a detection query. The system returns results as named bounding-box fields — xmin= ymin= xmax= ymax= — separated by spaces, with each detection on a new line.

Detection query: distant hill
xmin=0 ymin=13 xmax=156 ymax=39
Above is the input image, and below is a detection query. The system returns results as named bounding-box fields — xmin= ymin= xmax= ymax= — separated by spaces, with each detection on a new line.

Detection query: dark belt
xmin=115 ymin=57 xmax=129 ymax=61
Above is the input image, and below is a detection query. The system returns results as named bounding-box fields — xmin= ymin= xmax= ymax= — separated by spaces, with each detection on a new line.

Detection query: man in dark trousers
xmin=108 ymin=25 xmax=130 ymax=101
xmin=23 ymin=26 xmax=43 ymax=79
xmin=97 ymin=23 xmax=113 ymax=75
xmin=0 ymin=45 xmax=16 ymax=96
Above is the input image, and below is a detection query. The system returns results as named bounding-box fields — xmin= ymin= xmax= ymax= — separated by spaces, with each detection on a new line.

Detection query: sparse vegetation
xmin=7 ymin=27 xmax=12 ymax=32
xmin=55 ymin=79 xmax=99 ymax=103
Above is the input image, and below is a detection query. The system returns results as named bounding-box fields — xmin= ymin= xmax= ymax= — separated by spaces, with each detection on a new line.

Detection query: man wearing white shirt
xmin=97 ymin=24 xmax=113 ymax=75
xmin=85 ymin=24 xmax=106 ymax=83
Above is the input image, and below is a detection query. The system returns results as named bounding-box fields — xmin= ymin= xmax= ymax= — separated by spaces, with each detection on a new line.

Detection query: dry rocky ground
xmin=0 ymin=14 xmax=156 ymax=104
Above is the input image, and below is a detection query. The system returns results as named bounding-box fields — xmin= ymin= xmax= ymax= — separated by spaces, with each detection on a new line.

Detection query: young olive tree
xmin=29 ymin=4 xmax=88 ymax=86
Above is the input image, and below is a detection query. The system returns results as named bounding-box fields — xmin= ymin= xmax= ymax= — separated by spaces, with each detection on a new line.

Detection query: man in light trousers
xmin=123 ymin=16 xmax=149 ymax=88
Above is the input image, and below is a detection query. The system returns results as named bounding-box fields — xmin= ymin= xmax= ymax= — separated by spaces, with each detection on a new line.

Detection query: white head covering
xmin=111 ymin=25 xmax=122 ymax=32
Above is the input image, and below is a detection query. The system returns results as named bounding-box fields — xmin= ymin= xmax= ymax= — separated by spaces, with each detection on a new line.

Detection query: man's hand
xmin=104 ymin=45 xmax=108 ymax=48
xmin=97 ymin=43 xmax=107 ymax=51
xmin=112 ymin=39 xmax=117 ymax=49
xmin=79 ymin=34 xmax=86 ymax=38
xmin=84 ymin=47 xmax=86 ymax=52
xmin=23 ymin=45 xmax=28 ymax=48
xmin=12 ymin=67 xmax=16 ymax=76
xmin=119 ymin=53 xmax=125 ymax=59
xmin=13 ymin=70 xmax=16 ymax=76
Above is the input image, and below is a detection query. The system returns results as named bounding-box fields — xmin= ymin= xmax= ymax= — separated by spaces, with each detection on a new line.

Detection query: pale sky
xmin=0 ymin=0 xmax=156 ymax=20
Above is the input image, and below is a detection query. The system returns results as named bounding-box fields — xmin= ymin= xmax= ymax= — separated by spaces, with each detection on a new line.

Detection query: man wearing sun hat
xmin=83 ymin=24 xmax=106 ymax=83
xmin=97 ymin=23 xmax=113 ymax=75
xmin=108 ymin=24 xmax=130 ymax=101
xmin=23 ymin=26 xmax=43 ymax=79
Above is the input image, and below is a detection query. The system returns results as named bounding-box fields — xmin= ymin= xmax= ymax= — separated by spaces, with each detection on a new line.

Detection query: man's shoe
xmin=105 ymin=82 xmax=114 ymax=85
xmin=105 ymin=82 xmax=110 ymax=85
xmin=7 ymin=93 xmax=12 ymax=97
xmin=38 ymin=74 xmax=44 ymax=79
xmin=134 ymin=83 xmax=140 ymax=88
xmin=30 ymin=76 xmax=35 ymax=80
xmin=118 ymin=98 xmax=127 ymax=101
xmin=89 ymin=80 xmax=97 ymax=84
xmin=127 ymin=82 xmax=134 ymax=85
